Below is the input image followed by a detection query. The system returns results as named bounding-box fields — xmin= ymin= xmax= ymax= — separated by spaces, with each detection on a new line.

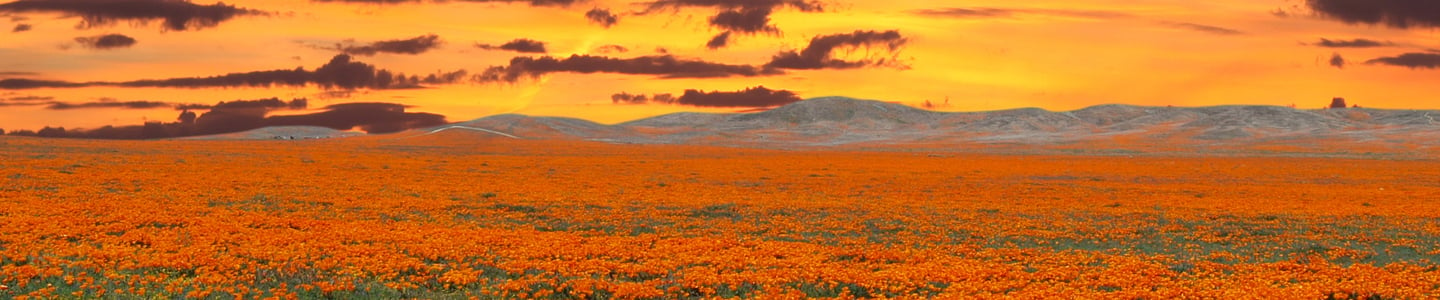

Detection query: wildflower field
xmin=2 ymin=134 xmax=1439 ymax=299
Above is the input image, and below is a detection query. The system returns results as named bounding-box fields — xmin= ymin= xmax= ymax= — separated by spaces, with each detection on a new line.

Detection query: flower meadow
xmin=2 ymin=134 xmax=1439 ymax=299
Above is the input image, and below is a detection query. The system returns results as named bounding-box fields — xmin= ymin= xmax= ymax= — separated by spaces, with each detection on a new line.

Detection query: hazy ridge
xmin=422 ymin=97 xmax=1440 ymax=151
xmin=195 ymin=97 xmax=1440 ymax=155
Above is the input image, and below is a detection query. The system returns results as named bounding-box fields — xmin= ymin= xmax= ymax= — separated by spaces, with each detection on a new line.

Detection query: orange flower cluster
xmin=1 ymin=134 xmax=1438 ymax=298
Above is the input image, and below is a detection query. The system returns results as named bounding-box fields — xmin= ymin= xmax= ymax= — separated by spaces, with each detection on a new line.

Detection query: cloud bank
xmin=640 ymin=0 xmax=824 ymax=48
xmin=0 ymin=54 xmax=467 ymax=90
xmin=477 ymin=38 xmax=547 ymax=53
xmin=585 ymin=8 xmax=617 ymax=27
xmin=1367 ymin=52 xmax=1440 ymax=69
xmin=474 ymin=54 xmax=783 ymax=83
xmin=74 ymin=33 xmax=136 ymax=50
xmin=765 ymin=30 xmax=909 ymax=70
xmin=1315 ymin=38 xmax=1391 ymax=48
xmin=1307 ymin=0 xmax=1440 ymax=29
xmin=611 ymin=85 xmax=800 ymax=108
xmin=0 ymin=0 xmax=264 ymax=31
xmin=333 ymin=34 xmax=442 ymax=56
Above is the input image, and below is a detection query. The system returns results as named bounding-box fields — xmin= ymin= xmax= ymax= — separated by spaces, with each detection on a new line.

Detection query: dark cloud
xmin=709 ymin=7 xmax=777 ymax=34
xmin=0 ymin=54 xmax=466 ymax=90
xmin=1366 ymin=52 xmax=1440 ymax=69
xmin=11 ymin=23 xmax=29 ymax=32
xmin=188 ymin=100 xmax=442 ymax=136
xmin=610 ymin=92 xmax=648 ymax=104
xmin=706 ymin=31 xmax=731 ymax=49
xmin=477 ymin=38 xmax=547 ymax=53
xmin=641 ymin=0 xmax=823 ymax=13
xmin=911 ymin=7 xmax=1132 ymax=19
xmin=474 ymin=54 xmax=783 ymax=83
xmin=174 ymin=97 xmax=308 ymax=111
xmin=1329 ymin=53 xmax=1346 ymax=68
xmin=0 ymin=0 xmax=264 ymax=31
xmin=641 ymin=0 xmax=823 ymax=47
xmin=333 ymin=34 xmax=441 ymax=56
xmin=190 ymin=103 xmax=266 ymax=134
xmin=1271 ymin=8 xmax=1291 ymax=18
xmin=74 ymin=33 xmax=136 ymax=50
xmin=585 ymin=8 xmax=617 ymax=27
xmin=45 ymin=99 xmax=169 ymax=110
xmin=0 ymin=78 xmax=88 ymax=89
xmin=120 ymin=56 xmax=468 ymax=89
xmin=9 ymin=96 xmax=306 ymax=113
xmin=0 ymin=101 xmax=44 ymax=107
xmin=121 ymin=54 xmax=366 ymax=89
xmin=765 ymin=30 xmax=909 ymax=70
xmin=262 ymin=102 xmax=447 ymax=134
xmin=3 ymin=95 xmax=53 ymax=102
xmin=593 ymin=44 xmax=628 ymax=54
xmin=676 ymin=86 xmax=799 ymax=107
xmin=1161 ymin=22 xmax=1244 ymax=35
xmin=1315 ymin=38 xmax=1391 ymax=48
xmin=611 ymin=86 xmax=799 ymax=108
xmin=8 ymin=100 xmax=443 ymax=139
xmin=611 ymin=92 xmax=676 ymax=105
xmin=1306 ymin=0 xmax=1440 ymax=29
xmin=0 ymin=95 xmax=49 ymax=106
xmin=312 ymin=0 xmax=576 ymax=7
xmin=0 ymin=71 xmax=39 ymax=77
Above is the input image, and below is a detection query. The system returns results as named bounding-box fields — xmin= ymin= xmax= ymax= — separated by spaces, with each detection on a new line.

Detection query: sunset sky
xmin=1 ymin=0 xmax=1438 ymax=133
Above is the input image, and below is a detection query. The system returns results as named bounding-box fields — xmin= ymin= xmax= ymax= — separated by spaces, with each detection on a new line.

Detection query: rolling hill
xmin=611 ymin=97 xmax=1440 ymax=152
xmin=196 ymin=96 xmax=1440 ymax=155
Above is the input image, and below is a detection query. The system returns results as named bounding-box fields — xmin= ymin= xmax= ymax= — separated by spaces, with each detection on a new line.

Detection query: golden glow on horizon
xmin=1 ymin=0 xmax=1437 ymax=131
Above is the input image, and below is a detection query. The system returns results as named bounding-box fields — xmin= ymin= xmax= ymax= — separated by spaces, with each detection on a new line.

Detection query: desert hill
xmin=190 ymin=97 xmax=1440 ymax=155
xmin=609 ymin=97 xmax=1439 ymax=150
xmin=446 ymin=114 xmax=636 ymax=140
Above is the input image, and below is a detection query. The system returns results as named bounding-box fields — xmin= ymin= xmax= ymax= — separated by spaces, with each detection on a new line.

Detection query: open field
xmin=2 ymin=135 xmax=1440 ymax=298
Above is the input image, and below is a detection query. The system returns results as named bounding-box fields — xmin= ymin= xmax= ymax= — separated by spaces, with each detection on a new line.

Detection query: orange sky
xmin=1 ymin=0 xmax=1438 ymax=132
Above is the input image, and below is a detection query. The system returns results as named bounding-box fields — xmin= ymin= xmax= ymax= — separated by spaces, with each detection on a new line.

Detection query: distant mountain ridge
xmin=383 ymin=97 xmax=1440 ymax=153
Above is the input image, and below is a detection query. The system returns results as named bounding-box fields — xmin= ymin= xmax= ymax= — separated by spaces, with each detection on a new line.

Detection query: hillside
xmin=181 ymin=97 xmax=1440 ymax=155
xmin=613 ymin=97 xmax=1440 ymax=153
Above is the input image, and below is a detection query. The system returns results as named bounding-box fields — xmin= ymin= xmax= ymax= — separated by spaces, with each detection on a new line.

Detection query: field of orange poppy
xmin=2 ymin=134 xmax=1439 ymax=299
